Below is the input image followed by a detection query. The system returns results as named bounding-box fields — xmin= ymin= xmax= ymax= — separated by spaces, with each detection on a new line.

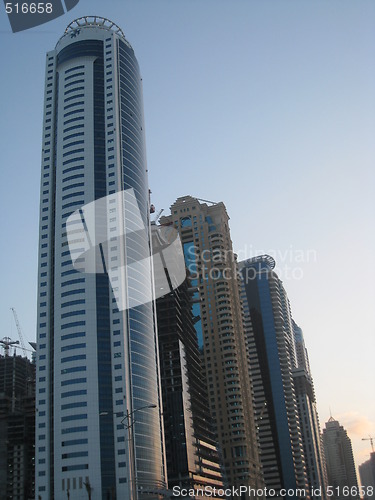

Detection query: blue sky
xmin=0 ymin=0 xmax=374 ymax=469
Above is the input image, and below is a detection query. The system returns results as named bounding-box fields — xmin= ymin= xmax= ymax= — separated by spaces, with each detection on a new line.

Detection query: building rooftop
xmin=65 ymin=16 xmax=125 ymax=37
xmin=57 ymin=16 xmax=131 ymax=48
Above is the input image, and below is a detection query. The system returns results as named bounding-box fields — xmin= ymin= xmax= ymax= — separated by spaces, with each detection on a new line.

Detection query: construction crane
xmin=10 ymin=307 xmax=27 ymax=358
xmin=196 ymin=197 xmax=218 ymax=205
xmin=152 ymin=208 xmax=164 ymax=224
xmin=0 ymin=337 xmax=34 ymax=357
xmin=0 ymin=337 xmax=20 ymax=357
xmin=362 ymin=435 xmax=374 ymax=452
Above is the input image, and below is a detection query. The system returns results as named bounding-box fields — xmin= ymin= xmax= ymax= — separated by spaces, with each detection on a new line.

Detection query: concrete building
xmin=322 ymin=417 xmax=359 ymax=499
xmin=161 ymin=196 xmax=263 ymax=492
xmin=359 ymin=452 xmax=375 ymax=498
xmin=35 ymin=17 xmax=166 ymax=499
xmin=0 ymin=353 xmax=35 ymax=500
xmin=239 ymin=256 xmax=310 ymax=498
xmin=292 ymin=321 xmax=328 ymax=499
xmin=156 ymin=278 xmax=224 ymax=494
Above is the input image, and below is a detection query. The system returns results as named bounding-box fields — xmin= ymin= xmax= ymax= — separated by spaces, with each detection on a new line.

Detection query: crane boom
xmin=10 ymin=308 xmax=27 ymax=357
xmin=0 ymin=337 xmax=19 ymax=357
xmin=362 ymin=435 xmax=374 ymax=452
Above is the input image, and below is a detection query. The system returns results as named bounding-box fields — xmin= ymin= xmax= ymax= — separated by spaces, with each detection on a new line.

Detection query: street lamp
xmin=121 ymin=404 xmax=157 ymax=500
xmin=100 ymin=403 xmax=158 ymax=500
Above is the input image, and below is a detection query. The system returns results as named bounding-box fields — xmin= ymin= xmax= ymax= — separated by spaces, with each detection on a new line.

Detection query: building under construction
xmin=0 ymin=342 xmax=35 ymax=500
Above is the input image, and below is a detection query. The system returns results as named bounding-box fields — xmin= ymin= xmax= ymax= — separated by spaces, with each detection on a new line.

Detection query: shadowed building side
xmin=156 ymin=277 xmax=224 ymax=495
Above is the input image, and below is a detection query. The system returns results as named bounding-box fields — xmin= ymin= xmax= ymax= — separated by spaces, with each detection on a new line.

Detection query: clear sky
xmin=0 ymin=0 xmax=374 ymax=472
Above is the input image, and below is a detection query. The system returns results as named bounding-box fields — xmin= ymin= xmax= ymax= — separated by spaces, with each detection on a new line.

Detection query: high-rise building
xmin=292 ymin=321 xmax=328 ymax=499
xmin=322 ymin=417 xmax=359 ymax=500
xmin=156 ymin=277 xmax=224 ymax=493
xmin=359 ymin=452 xmax=375 ymax=497
xmin=35 ymin=17 xmax=166 ymax=499
xmin=239 ymin=256 xmax=309 ymax=497
xmin=0 ymin=352 xmax=36 ymax=500
xmin=161 ymin=196 xmax=263 ymax=491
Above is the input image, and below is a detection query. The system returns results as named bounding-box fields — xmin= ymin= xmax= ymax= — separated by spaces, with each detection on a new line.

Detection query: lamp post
xmin=100 ymin=403 xmax=157 ymax=500
xmin=83 ymin=479 xmax=92 ymax=500
xmin=121 ymin=404 xmax=157 ymax=500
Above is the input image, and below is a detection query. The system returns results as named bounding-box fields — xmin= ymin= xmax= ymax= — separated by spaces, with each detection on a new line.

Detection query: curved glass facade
xmin=36 ymin=21 xmax=165 ymax=500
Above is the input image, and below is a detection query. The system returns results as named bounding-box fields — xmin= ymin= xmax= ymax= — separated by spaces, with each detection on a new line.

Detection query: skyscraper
xmin=322 ymin=417 xmax=359 ymax=500
xmin=35 ymin=17 xmax=166 ymax=499
xmin=292 ymin=321 xmax=328 ymax=499
xmin=161 ymin=196 xmax=263 ymax=491
xmin=359 ymin=452 xmax=375 ymax=497
xmin=239 ymin=256 xmax=309 ymax=497
xmin=156 ymin=278 xmax=224 ymax=492
xmin=0 ymin=352 xmax=35 ymax=500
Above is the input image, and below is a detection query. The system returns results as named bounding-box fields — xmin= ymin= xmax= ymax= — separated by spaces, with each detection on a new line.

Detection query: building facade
xmin=359 ymin=452 xmax=375 ymax=497
xmin=0 ymin=353 xmax=35 ymax=500
xmin=322 ymin=417 xmax=359 ymax=500
xmin=35 ymin=17 xmax=166 ymax=499
xmin=292 ymin=321 xmax=328 ymax=499
xmin=161 ymin=196 xmax=263 ymax=491
xmin=239 ymin=256 xmax=310 ymax=498
xmin=156 ymin=278 xmax=224 ymax=494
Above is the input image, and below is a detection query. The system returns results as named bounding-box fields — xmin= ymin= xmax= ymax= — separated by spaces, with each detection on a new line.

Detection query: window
xmin=63 ymin=147 xmax=84 ymax=157
xmin=64 ymin=86 xmax=85 ymax=96
xmin=63 ymin=167 xmax=84 ymax=177
xmin=62 ymin=157 xmax=84 ymax=166
xmin=61 ymin=426 xmax=87 ymax=434
xmin=62 ymin=438 xmax=88 ymax=447
xmin=61 ymin=288 xmax=85 ymax=298
xmin=61 ymin=342 xmax=86 ymax=351
xmin=64 ymin=116 xmax=84 ymax=126
xmin=65 ymin=65 xmax=84 ymax=74
xmin=61 ymin=401 xmax=87 ymax=411
xmin=64 ymin=123 xmax=84 ymax=134
xmin=62 ymin=191 xmax=84 ymax=201
xmin=61 ymin=278 xmax=85 ymax=287
xmin=61 ymin=354 xmax=86 ymax=364
xmin=65 ymin=79 xmax=84 ymax=89
xmin=61 ymin=389 xmax=87 ymax=398
xmin=61 ymin=413 xmax=87 ymax=422
xmin=62 ymin=299 xmax=85 ymax=308
xmin=64 ymin=93 xmax=85 ymax=104
xmin=61 ymin=366 xmax=86 ymax=375
xmin=63 ymin=140 xmax=84 ymax=149
xmin=61 ymin=377 xmax=86 ymax=386
xmin=65 ymin=72 xmax=84 ymax=81
xmin=62 ymin=464 xmax=88 ymax=472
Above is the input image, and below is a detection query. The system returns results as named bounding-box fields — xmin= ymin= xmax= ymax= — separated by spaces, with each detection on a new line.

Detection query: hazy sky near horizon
xmin=0 ymin=0 xmax=374 ymax=470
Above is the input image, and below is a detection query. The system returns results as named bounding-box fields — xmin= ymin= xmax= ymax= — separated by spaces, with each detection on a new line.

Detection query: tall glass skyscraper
xmin=35 ymin=17 xmax=166 ymax=499
xmin=239 ymin=256 xmax=309 ymax=497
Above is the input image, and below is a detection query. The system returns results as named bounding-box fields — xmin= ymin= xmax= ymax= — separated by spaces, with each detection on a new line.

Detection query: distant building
xmin=156 ymin=278 xmax=224 ymax=493
xmin=161 ymin=196 xmax=263 ymax=491
xmin=359 ymin=452 xmax=375 ymax=498
xmin=239 ymin=256 xmax=308 ymax=496
xmin=292 ymin=321 xmax=328 ymax=499
xmin=239 ymin=255 xmax=329 ymax=499
xmin=0 ymin=353 xmax=35 ymax=500
xmin=322 ymin=417 xmax=359 ymax=499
